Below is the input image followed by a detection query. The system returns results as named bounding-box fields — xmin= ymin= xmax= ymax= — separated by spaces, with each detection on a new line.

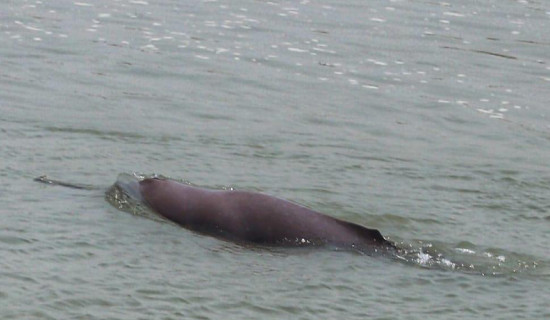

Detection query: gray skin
xmin=132 ymin=178 xmax=395 ymax=252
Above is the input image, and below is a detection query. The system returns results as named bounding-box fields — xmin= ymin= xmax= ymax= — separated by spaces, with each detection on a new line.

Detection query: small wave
xmin=391 ymin=239 xmax=547 ymax=277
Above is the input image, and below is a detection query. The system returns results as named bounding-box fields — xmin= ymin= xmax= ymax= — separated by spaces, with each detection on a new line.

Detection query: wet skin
xmin=132 ymin=178 xmax=395 ymax=252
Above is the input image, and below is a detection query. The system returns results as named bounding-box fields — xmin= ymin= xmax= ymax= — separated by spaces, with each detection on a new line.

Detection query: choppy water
xmin=1 ymin=0 xmax=549 ymax=319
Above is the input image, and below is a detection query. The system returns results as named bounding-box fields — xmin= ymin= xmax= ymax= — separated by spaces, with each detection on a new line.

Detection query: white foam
xmin=288 ymin=47 xmax=307 ymax=53
xmin=362 ymin=84 xmax=379 ymax=90
xmin=416 ymin=251 xmax=431 ymax=265
xmin=443 ymin=12 xmax=465 ymax=17
xmin=477 ymin=108 xmax=493 ymax=114
xmin=367 ymin=58 xmax=387 ymax=66
xmin=455 ymin=248 xmax=475 ymax=254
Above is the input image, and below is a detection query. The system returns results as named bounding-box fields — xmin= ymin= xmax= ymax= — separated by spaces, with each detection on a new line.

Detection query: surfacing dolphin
xmin=114 ymin=174 xmax=396 ymax=254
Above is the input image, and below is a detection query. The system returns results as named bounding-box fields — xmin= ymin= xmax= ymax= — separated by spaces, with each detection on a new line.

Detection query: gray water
xmin=1 ymin=0 xmax=550 ymax=318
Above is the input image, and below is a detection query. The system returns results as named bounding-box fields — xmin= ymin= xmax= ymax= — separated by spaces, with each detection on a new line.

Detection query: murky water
xmin=1 ymin=0 xmax=549 ymax=319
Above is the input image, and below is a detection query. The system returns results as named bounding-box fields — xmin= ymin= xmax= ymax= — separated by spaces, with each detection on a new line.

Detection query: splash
xmin=104 ymin=173 xmax=168 ymax=223
xmin=392 ymin=239 xmax=546 ymax=277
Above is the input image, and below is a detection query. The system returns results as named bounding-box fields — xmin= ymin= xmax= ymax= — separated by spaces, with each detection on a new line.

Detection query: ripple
xmin=2 ymin=0 xmax=550 ymax=318
xmin=393 ymin=239 xmax=547 ymax=277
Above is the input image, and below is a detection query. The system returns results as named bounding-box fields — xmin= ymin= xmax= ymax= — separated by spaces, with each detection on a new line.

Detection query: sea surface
xmin=1 ymin=0 xmax=549 ymax=319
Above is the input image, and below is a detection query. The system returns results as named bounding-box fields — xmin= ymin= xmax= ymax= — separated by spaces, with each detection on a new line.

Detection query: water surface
xmin=1 ymin=0 xmax=549 ymax=319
